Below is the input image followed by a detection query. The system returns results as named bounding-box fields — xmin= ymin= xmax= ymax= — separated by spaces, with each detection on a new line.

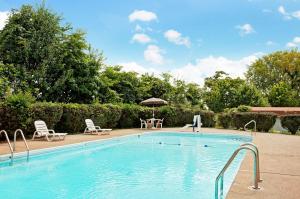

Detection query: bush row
xmin=0 ymin=102 xmax=215 ymax=137
xmin=281 ymin=115 xmax=300 ymax=135
xmin=217 ymin=112 xmax=277 ymax=132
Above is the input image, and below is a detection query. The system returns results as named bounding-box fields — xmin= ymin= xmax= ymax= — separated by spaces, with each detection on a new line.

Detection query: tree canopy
xmin=247 ymin=50 xmax=300 ymax=106
xmin=203 ymin=71 xmax=268 ymax=112
xmin=0 ymin=4 xmax=298 ymax=111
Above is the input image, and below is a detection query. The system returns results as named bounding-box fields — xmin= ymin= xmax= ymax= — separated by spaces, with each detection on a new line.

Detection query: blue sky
xmin=0 ymin=0 xmax=299 ymax=84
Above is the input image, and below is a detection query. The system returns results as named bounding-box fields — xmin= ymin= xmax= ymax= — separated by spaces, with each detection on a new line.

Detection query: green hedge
xmin=57 ymin=103 xmax=122 ymax=133
xmin=155 ymin=106 xmax=215 ymax=127
xmin=118 ymin=104 xmax=152 ymax=128
xmin=281 ymin=115 xmax=300 ymax=134
xmin=217 ymin=112 xmax=277 ymax=132
xmin=28 ymin=102 xmax=63 ymax=132
xmin=217 ymin=113 xmax=233 ymax=129
xmin=0 ymin=102 xmax=63 ymax=137
xmin=0 ymin=102 xmax=215 ymax=138
xmin=233 ymin=112 xmax=277 ymax=132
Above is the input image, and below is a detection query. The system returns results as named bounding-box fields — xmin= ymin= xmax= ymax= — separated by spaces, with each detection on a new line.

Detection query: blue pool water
xmin=0 ymin=132 xmax=251 ymax=199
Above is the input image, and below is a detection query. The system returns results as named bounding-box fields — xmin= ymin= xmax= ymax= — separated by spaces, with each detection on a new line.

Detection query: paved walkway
xmin=227 ymin=132 xmax=300 ymax=199
xmin=0 ymin=128 xmax=299 ymax=199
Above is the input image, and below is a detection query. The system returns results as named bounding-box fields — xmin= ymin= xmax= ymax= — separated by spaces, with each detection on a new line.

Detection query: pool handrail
xmin=215 ymin=144 xmax=261 ymax=199
xmin=240 ymin=143 xmax=262 ymax=182
xmin=244 ymin=120 xmax=256 ymax=134
xmin=0 ymin=130 xmax=14 ymax=165
xmin=13 ymin=129 xmax=30 ymax=162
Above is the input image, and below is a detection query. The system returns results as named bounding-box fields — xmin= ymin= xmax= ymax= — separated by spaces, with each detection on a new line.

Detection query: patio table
xmin=146 ymin=118 xmax=161 ymax=128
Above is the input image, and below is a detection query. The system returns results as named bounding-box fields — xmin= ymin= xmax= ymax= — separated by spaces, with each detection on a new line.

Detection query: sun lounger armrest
xmin=94 ymin=126 xmax=101 ymax=130
xmin=48 ymin=129 xmax=56 ymax=134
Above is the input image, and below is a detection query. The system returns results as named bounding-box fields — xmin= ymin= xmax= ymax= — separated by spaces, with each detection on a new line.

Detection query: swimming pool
xmin=0 ymin=132 xmax=251 ymax=199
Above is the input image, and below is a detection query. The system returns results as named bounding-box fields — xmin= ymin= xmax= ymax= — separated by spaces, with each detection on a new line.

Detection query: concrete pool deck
xmin=0 ymin=128 xmax=299 ymax=199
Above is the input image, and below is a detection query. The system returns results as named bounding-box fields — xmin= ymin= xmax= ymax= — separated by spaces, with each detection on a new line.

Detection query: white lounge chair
xmin=140 ymin=118 xmax=147 ymax=129
xmin=182 ymin=115 xmax=202 ymax=132
xmin=32 ymin=120 xmax=67 ymax=141
xmin=84 ymin=119 xmax=112 ymax=135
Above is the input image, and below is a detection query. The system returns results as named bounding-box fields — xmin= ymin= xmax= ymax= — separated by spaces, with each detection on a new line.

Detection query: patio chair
xmin=156 ymin=118 xmax=164 ymax=128
xmin=84 ymin=119 xmax=112 ymax=135
xmin=32 ymin=120 xmax=67 ymax=141
xmin=140 ymin=118 xmax=147 ymax=129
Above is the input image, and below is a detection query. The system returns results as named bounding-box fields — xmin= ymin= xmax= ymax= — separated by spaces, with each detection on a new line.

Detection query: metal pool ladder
xmin=244 ymin=120 xmax=256 ymax=133
xmin=0 ymin=130 xmax=14 ymax=165
xmin=13 ymin=129 xmax=30 ymax=162
xmin=215 ymin=143 xmax=262 ymax=199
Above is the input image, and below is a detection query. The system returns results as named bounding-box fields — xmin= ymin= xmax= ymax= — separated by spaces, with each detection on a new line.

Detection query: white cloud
xmin=164 ymin=29 xmax=191 ymax=47
xmin=135 ymin=24 xmax=143 ymax=32
xmin=132 ymin=33 xmax=152 ymax=44
xmin=144 ymin=45 xmax=164 ymax=65
xmin=236 ymin=24 xmax=255 ymax=36
xmin=170 ymin=53 xmax=262 ymax=86
xmin=278 ymin=6 xmax=287 ymax=15
xmin=292 ymin=10 xmax=300 ymax=20
xmin=0 ymin=11 xmax=9 ymax=30
xmin=118 ymin=62 xmax=159 ymax=75
xmin=129 ymin=10 xmax=157 ymax=22
xmin=118 ymin=53 xmax=262 ymax=86
xmin=266 ymin=41 xmax=277 ymax=46
xmin=286 ymin=37 xmax=300 ymax=48
xmin=278 ymin=5 xmax=300 ymax=20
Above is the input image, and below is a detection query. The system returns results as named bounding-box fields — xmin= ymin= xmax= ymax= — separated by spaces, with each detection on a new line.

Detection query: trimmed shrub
xmin=281 ymin=115 xmax=300 ymax=134
xmin=155 ymin=106 xmax=177 ymax=127
xmin=0 ymin=102 xmax=214 ymax=137
xmin=217 ymin=112 xmax=232 ymax=129
xmin=237 ymin=105 xmax=251 ymax=112
xmin=118 ymin=104 xmax=151 ymax=128
xmin=57 ymin=104 xmax=91 ymax=133
xmin=27 ymin=102 xmax=63 ymax=133
xmin=1 ymin=93 xmax=35 ymax=136
xmin=199 ymin=111 xmax=215 ymax=127
xmin=90 ymin=104 xmax=121 ymax=128
xmin=156 ymin=107 xmax=215 ymax=127
xmin=57 ymin=103 xmax=122 ymax=133
xmin=233 ymin=112 xmax=276 ymax=132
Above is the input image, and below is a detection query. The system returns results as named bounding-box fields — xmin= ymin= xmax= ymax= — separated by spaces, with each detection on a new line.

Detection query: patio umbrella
xmin=140 ymin=97 xmax=168 ymax=118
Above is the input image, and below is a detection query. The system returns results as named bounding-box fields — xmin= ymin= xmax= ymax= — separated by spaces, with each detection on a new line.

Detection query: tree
xmin=246 ymin=50 xmax=300 ymax=105
xmin=268 ymin=82 xmax=299 ymax=107
xmin=203 ymin=71 xmax=267 ymax=112
xmin=0 ymin=4 xmax=104 ymax=103
xmin=99 ymin=66 xmax=141 ymax=103
xmin=185 ymin=83 xmax=203 ymax=106
xmin=0 ymin=5 xmax=65 ymax=97
xmin=139 ymin=73 xmax=173 ymax=102
xmin=44 ymin=32 xmax=104 ymax=103
xmin=237 ymin=84 xmax=268 ymax=107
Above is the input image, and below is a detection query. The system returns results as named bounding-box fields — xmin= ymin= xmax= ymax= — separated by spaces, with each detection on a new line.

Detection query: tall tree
xmin=246 ymin=50 xmax=300 ymax=105
xmin=268 ymin=81 xmax=299 ymax=107
xmin=0 ymin=4 xmax=104 ymax=103
xmin=99 ymin=66 xmax=141 ymax=103
xmin=44 ymin=31 xmax=103 ymax=103
xmin=203 ymin=71 xmax=267 ymax=112
xmin=0 ymin=5 xmax=65 ymax=97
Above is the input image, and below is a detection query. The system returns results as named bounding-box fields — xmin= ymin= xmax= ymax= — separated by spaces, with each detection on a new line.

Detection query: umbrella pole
xmin=152 ymin=105 xmax=154 ymax=118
